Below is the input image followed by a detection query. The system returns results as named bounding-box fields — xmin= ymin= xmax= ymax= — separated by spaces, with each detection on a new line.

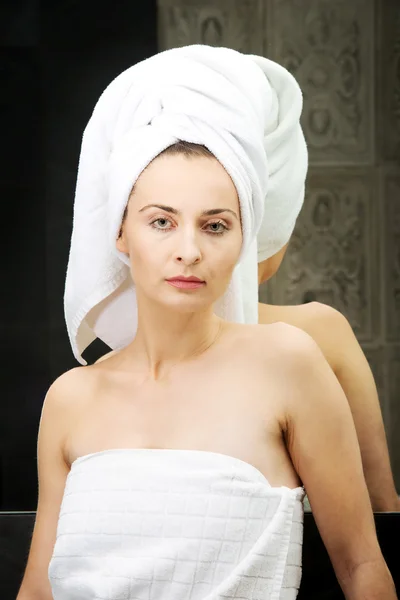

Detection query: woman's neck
xmin=127 ymin=302 xmax=224 ymax=381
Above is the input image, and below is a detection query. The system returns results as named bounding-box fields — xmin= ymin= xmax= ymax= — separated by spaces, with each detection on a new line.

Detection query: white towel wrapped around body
xmin=48 ymin=449 xmax=305 ymax=600
xmin=64 ymin=45 xmax=307 ymax=364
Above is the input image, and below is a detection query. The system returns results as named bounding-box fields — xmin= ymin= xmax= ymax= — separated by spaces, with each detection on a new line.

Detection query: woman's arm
xmin=259 ymin=301 xmax=400 ymax=511
xmin=320 ymin=305 xmax=399 ymax=511
xmin=17 ymin=370 xmax=82 ymax=600
xmin=282 ymin=326 xmax=397 ymax=599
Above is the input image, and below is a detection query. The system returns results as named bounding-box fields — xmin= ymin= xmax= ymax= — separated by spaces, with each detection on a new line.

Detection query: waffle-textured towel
xmin=64 ymin=45 xmax=307 ymax=364
xmin=48 ymin=449 xmax=305 ymax=600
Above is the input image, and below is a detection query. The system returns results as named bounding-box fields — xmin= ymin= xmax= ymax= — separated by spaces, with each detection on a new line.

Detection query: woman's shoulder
xmin=258 ymin=301 xmax=352 ymax=372
xmin=42 ymin=365 xmax=101 ymax=424
xmin=47 ymin=364 xmax=100 ymax=393
xmin=230 ymin=320 xmax=321 ymax=371
xmin=258 ymin=300 xmax=345 ymax=328
xmin=255 ymin=320 xmax=321 ymax=359
xmin=232 ymin=324 xmax=329 ymax=416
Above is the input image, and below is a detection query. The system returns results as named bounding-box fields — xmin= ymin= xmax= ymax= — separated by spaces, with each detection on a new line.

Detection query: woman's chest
xmin=65 ymin=356 xmax=299 ymax=487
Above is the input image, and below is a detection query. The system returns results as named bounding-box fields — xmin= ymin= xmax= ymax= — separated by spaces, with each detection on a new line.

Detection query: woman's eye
xmin=206 ymin=221 xmax=228 ymax=234
xmin=151 ymin=218 xmax=171 ymax=230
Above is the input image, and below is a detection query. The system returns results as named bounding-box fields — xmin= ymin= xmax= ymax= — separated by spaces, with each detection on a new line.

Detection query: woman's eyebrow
xmin=138 ymin=204 xmax=239 ymax=220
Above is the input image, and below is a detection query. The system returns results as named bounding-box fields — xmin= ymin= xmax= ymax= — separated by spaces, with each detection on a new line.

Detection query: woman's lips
xmin=166 ymin=280 xmax=205 ymax=290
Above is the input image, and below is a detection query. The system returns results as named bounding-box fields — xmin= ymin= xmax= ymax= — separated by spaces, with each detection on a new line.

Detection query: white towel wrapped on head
xmin=64 ymin=45 xmax=307 ymax=365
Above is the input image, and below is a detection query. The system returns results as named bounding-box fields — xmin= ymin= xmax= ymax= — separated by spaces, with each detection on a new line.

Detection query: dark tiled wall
xmin=1 ymin=0 xmax=157 ymax=510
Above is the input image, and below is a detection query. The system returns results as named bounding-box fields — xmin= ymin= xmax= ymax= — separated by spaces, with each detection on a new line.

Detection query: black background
xmin=0 ymin=0 xmax=157 ymax=510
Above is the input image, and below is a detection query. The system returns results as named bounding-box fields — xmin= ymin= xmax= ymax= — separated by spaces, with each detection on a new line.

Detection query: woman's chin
xmin=160 ymin=294 xmax=216 ymax=314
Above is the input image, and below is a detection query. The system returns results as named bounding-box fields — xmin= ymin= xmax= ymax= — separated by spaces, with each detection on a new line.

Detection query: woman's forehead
xmin=130 ymin=155 xmax=239 ymax=211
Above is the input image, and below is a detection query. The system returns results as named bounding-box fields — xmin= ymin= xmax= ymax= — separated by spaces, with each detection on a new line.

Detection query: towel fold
xmin=64 ymin=45 xmax=307 ymax=364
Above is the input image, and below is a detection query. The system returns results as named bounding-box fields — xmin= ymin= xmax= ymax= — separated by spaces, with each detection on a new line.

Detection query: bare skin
xmin=17 ymin=151 xmax=397 ymax=599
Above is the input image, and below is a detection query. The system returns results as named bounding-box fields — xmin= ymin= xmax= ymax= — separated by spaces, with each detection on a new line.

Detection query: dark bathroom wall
xmin=0 ymin=0 xmax=157 ymax=510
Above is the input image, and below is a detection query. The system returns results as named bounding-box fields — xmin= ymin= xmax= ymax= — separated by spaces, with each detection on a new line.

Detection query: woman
xmin=17 ymin=46 xmax=396 ymax=600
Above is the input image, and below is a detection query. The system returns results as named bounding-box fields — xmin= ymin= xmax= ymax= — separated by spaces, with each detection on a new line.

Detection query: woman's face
xmin=116 ymin=153 xmax=243 ymax=313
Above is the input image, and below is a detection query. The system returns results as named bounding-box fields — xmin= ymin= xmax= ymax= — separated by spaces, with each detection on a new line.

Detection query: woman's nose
xmin=174 ymin=229 xmax=202 ymax=265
